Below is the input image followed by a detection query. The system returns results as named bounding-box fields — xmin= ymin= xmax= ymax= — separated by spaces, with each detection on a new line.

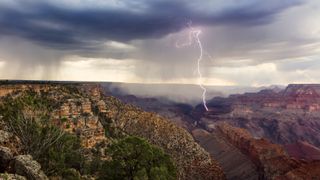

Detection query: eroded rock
xmin=14 ymin=155 xmax=48 ymax=180
xmin=0 ymin=173 xmax=26 ymax=180
xmin=103 ymin=97 xmax=226 ymax=180
xmin=0 ymin=146 xmax=13 ymax=171
xmin=216 ymin=123 xmax=320 ymax=179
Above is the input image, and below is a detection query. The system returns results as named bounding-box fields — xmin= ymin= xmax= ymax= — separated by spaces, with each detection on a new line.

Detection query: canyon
xmin=110 ymin=83 xmax=320 ymax=179
xmin=0 ymin=81 xmax=225 ymax=179
xmin=1 ymin=81 xmax=320 ymax=179
xmin=194 ymin=84 xmax=320 ymax=148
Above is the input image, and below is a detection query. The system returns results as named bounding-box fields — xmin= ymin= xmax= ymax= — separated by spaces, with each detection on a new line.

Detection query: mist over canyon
xmin=102 ymin=82 xmax=282 ymax=105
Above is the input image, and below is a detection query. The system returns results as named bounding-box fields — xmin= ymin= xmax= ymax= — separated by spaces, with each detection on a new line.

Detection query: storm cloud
xmin=0 ymin=0 xmax=302 ymax=49
xmin=0 ymin=0 xmax=320 ymax=87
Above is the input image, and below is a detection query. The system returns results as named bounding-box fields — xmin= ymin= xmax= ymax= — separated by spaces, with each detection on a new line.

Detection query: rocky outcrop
xmin=223 ymin=84 xmax=320 ymax=111
xmin=0 ymin=146 xmax=13 ymax=172
xmin=0 ymin=173 xmax=26 ymax=180
xmin=275 ymin=161 xmax=320 ymax=180
xmin=216 ymin=123 xmax=320 ymax=179
xmin=0 ymin=129 xmax=48 ymax=180
xmin=0 ymin=86 xmax=15 ymax=97
xmin=0 ymin=130 xmax=21 ymax=156
xmin=78 ymin=83 xmax=103 ymax=101
xmin=0 ymin=84 xmax=51 ymax=98
xmin=192 ymin=84 xmax=320 ymax=149
xmin=50 ymin=97 xmax=107 ymax=149
xmin=192 ymin=128 xmax=259 ymax=180
xmin=14 ymin=155 xmax=48 ymax=180
xmin=54 ymin=98 xmax=94 ymax=118
xmin=284 ymin=141 xmax=320 ymax=161
xmin=101 ymin=96 xmax=226 ymax=180
xmin=0 ymin=150 xmax=47 ymax=180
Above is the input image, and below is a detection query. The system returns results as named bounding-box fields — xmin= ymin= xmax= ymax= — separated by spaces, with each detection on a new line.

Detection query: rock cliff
xmin=216 ymin=123 xmax=320 ymax=179
xmin=0 ymin=82 xmax=226 ymax=180
xmin=0 ymin=130 xmax=48 ymax=180
xmin=98 ymin=96 xmax=225 ymax=180
xmin=284 ymin=141 xmax=320 ymax=161
xmin=192 ymin=84 xmax=320 ymax=149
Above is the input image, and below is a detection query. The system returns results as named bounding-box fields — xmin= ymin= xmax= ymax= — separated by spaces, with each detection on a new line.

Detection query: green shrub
xmin=0 ymin=92 xmax=85 ymax=177
xmin=99 ymin=136 xmax=176 ymax=180
xmin=83 ymin=156 xmax=103 ymax=175
xmin=39 ymin=131 xmax=85 ymax=176
xmin=61 ymin=117 xmax=68 ymax=123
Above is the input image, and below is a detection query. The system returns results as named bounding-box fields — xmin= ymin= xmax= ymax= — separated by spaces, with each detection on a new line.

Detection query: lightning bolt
xmin=176 ymin=24 xmax=209 ymax=111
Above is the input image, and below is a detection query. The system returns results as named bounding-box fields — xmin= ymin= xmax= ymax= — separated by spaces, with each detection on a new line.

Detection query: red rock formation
xmin=81 ymin=99 xmax=92 ymax=115
xmin=0 ymin=86 xmax=15 ymax=97
xmin=78 ymin=83 xmax=102 ymax=101
xmin=284 ymin=141 xmax=320 ymax=161
xmin=0 ymin=84 xmax=52 ymax=97
xmin=192 ymin=128 xmax=259 ymax=180
xmin=275 ymin=161 xmax=320 ymax=180
xmin=278 ymin=84 xmax=320 ymax=111
xmin=193 ymin=84 xmax=320 ymax=149
xmin=216 ymin=123 xmax=320 ymax=179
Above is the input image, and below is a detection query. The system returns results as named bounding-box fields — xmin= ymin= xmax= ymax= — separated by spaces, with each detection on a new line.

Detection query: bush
xmin=39 ymin=131 xmax=85 ymax=176
xmin=0 ymin=92 xmax=85 ymax=177
xmin=99 ymin=136 xmax=176 ymax=180
xmin=83 ymin=156 xmax=104 ymax=175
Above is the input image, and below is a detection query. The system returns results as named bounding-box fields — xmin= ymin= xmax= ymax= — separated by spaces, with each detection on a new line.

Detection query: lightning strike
xmin=176 ymin=25 xmax=209 ymax=111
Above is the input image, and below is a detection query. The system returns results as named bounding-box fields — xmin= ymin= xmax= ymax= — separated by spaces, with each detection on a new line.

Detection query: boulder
xmin=0 ymin=130 xmax=12 ymax=144
xmin=0 ymin=173 xmax=26 ymax=180
xmin=14 ymin=155 xmax=48 ymax=180
xmin=0 ymin=130 xmax=21 ymax=155
xmin=0 ymin=146 xmax=13 ymax=171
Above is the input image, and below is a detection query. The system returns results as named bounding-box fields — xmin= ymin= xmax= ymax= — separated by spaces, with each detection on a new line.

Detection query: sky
xmin=0 ymin=0 xmax=320 ymax=86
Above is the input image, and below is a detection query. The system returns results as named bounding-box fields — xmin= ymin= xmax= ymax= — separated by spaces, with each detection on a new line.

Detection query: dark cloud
xmin=206 ymin=0 xmax=302 ymax=25
xmin=0 ymin=0 xmax=302 ymax=50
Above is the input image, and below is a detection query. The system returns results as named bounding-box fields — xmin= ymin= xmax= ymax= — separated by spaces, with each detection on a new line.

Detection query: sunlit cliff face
xmin=0 ymin=0 xmax=320 ymax=86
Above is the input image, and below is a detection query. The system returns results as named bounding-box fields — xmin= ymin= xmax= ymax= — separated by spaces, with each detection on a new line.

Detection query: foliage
xmin=83 ymin=156 xmax=104 ymax=176
xmin=39 ymin=132 xmax=85 ymax=176
xmin=99 ymin=136 xmax=176 ymax=180
xmin=0 ymin=92 xmax=85 ymax=177
xmin=61 ymin=117 xmax=68 ymax=123
xmin=99 ymin=113 xmax=115 ymax=138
